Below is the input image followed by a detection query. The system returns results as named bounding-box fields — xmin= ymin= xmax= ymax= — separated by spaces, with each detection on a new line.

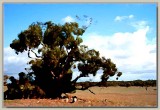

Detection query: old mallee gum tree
xmin=10 ymin=21 xmax=122 ymax=98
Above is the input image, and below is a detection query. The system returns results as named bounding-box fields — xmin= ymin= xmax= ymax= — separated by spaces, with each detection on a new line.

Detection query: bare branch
xmin=75 ymin=84 xmax=96 ymax=95
xmin=30 ymin=49 xmax=42 ymax=58
xmin=28 ymin=50 xmax=32 ymax=58
xmin=88 ymin=89 xmax=95 ymax=95
xmin=71 ymin=74 xmax=84 ymax=84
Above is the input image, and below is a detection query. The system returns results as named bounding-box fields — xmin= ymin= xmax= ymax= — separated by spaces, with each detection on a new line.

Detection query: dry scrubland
xmin=3 ymin=86 xmax=157 ymax=107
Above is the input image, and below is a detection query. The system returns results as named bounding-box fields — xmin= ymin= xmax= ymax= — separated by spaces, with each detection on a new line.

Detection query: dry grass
xmin=3 ymin=86 xmax=157 ymax=108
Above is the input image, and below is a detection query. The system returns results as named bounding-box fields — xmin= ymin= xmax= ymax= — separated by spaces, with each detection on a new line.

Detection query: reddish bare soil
xmin=3 ymin=86 xmax=157 ymax=107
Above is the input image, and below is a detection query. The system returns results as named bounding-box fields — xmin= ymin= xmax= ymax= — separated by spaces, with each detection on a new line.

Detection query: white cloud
xmin=128 ymin=15 xmax=134 ymax=19
xmin=114 ymin=14 xmax=134 ymax=22
xmin=130 ymin=20 xmax=148 ymax=30
xmin=3 ymin=47 xmax=34 ymax=75
xmin=81 ymin=25 xmax=156 ymax=81
xmin=72 ymin=70 xmax=103 ymax=82
xmin=62 ymin=16 xmax=75 ymax=23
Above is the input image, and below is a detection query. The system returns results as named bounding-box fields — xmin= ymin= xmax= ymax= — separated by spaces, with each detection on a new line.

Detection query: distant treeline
xmin=76 ymin=80 xmax=157 ymax=88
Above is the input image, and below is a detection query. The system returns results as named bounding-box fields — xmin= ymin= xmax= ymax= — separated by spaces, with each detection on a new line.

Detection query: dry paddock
xmin=3 ymin=86 xmax=157 ymax=107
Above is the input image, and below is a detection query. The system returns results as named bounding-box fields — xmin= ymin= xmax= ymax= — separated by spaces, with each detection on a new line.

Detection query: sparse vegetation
xmin=76 ymin=80 xmax=156 ymax=88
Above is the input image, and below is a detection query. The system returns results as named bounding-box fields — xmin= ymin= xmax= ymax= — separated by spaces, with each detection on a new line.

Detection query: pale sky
xmin=3 ymin=3 xmax=157 ymax=81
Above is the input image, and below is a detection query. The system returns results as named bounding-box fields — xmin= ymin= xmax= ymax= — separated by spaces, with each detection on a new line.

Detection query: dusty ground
xmin=3 ymin=86 xmax=157 ymax=108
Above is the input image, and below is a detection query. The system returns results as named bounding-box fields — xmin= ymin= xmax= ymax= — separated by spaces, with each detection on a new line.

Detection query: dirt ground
xmin=3 ymin=86 xmax=157 ymax=108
